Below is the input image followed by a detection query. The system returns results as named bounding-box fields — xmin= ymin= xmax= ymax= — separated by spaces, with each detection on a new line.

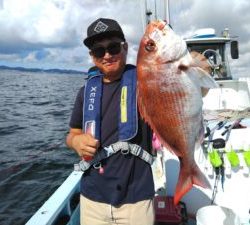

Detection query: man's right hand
xmin=66 ymin=128 xmax=99 ymax=158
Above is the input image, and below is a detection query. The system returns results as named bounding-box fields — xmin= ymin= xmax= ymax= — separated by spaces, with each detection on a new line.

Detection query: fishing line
xmin=154 ymin=0 xmax=157 ymax=20
xmin=211 ymin=156 xmax=225 ymax=205
xmin=203 ymin=120 xmax=228 ymax=204
xmin=140 ymin=0 xmax=147 ymax=30
xmin=211 ymin=168 xmax=220 ymax=205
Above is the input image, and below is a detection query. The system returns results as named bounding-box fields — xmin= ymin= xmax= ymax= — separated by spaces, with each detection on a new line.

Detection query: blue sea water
xmin=0 ymin=70 xmax=86 ymax=225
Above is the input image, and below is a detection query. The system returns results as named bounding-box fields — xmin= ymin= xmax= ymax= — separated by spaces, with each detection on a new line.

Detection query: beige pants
xmin=80 ymin=195 xmax=154 ymax=225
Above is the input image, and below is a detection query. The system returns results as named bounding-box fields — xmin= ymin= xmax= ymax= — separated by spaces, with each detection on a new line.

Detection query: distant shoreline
xmin=0 ymin=65 xmax=87 ymax=75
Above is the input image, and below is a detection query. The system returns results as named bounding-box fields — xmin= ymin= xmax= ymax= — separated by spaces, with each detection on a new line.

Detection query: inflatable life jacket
xmin=78 ymin=65 xmax=153 ymax=172
xmin=82 ymin=64 xmax=137 ymax=141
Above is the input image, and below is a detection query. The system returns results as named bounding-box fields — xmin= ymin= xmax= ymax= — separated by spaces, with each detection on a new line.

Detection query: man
xmin=66 ymin=18 xmax=155 ymax=225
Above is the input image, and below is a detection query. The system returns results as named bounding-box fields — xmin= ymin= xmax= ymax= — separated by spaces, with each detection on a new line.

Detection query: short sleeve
xmin=69 ymin=86 xmax=84 ymax=129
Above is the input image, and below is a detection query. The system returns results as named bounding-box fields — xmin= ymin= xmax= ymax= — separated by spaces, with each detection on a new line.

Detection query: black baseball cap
xmin=83 ymin=18 xmax=125 ymax=48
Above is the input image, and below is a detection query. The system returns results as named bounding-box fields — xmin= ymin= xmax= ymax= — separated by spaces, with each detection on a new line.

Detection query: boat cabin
xmin=185 ymin=28 xmax=239 ymax=80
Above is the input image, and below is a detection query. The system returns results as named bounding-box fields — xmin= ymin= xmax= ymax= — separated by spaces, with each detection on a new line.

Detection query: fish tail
xmin=192 ymin=165 xmax=210 ymax=189
xmin=174 ymin=169 xmax=193 ymax=206
xmin=174 ymin=164 xmax=210 ymax=205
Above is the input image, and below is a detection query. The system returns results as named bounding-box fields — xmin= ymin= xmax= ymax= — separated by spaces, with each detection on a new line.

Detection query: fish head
xmin=137 ymin=20 xmax=187 ymax=66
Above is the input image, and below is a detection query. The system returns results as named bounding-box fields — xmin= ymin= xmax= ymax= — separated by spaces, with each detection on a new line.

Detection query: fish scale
xmin=137 ymin=20 xmax=218 ymax=205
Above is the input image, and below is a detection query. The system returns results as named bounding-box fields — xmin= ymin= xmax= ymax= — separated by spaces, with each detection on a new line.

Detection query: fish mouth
xmin=146 ymin=20 xmax=187 ymax=65
xmin=156 ymin=20 xmax=167 ymax=30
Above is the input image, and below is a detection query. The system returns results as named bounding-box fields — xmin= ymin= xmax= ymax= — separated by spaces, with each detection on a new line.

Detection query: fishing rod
xmin=142 ymin=0 xmax=171 ymax=25
xmin=164 ymin=0 xmax=170 ymax=24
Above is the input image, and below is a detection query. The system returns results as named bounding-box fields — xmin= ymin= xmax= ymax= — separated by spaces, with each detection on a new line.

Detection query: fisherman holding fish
xmin=66 ymin=18 xmax=155 ymax=225
xmin=66 ymin=18 xmax=214 ymax=225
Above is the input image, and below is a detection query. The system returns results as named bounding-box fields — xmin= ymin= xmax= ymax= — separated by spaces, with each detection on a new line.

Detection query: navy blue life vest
xmin=82 ymin=65 xmax=138 ymax=144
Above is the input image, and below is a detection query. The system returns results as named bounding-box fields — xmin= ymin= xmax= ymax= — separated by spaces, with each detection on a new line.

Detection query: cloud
xmin=0 ymin=0 xmax=144 ymax=70
xmin=168 ymin=0 xmax=250 ymax=77
xmin=0 ymin=0 xmax=79 ymax=50
xmin=0 ymin=0 xmax=249 ymax=77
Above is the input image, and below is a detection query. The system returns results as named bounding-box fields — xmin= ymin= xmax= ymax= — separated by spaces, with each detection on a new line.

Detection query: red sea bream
xmin=137 ymin=20 xmax=218 ymax=205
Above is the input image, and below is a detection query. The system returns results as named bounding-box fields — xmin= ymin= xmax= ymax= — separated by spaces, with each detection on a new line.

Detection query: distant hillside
xmin=0 ymin=65 xmax=87 ymax=75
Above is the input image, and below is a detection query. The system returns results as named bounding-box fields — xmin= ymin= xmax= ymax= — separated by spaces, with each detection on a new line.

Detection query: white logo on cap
xmin=94 ymin=21 xmax=108 ymax=33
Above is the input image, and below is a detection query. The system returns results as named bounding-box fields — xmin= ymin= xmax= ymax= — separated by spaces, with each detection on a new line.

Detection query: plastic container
xmin=196 ymin=205 xmax=240 ymax=225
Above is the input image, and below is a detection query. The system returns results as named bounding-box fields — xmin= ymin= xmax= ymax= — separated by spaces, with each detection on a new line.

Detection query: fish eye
xmin=145 ymin=40 xmax=156 ymax=52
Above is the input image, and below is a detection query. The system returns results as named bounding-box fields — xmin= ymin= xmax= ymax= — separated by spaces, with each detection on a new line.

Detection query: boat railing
xmin=25 ymin=171 xmax=82 ymax=225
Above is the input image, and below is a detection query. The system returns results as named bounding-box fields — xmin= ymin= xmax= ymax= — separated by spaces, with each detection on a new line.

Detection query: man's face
xmin=89 ymin=37 xmax=128 ymax=79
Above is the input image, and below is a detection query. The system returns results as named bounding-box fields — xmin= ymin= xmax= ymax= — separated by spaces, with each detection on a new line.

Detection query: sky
xmin=0 ymin=0 xmax=249 ymax=77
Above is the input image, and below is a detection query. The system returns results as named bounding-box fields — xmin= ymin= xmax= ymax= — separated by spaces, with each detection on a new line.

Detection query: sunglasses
xmin=90 ymin=42 xmax=125 ymax=58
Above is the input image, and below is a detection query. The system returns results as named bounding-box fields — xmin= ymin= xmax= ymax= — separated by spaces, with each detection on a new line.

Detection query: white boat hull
xmin=155 ymin=79 xmax=250 ymax=224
